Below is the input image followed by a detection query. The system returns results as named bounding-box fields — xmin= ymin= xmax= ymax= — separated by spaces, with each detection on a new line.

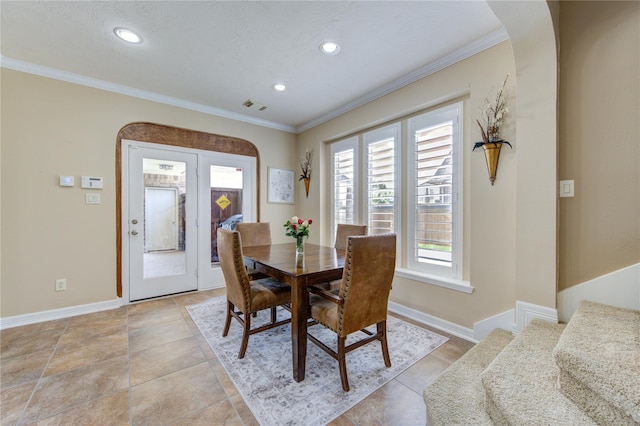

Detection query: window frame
xmin=363 ymin=123 xmax=401 ymax=236
xmin=328 ymin=102 xmax=472 ymax=293
xmin=406 ymin=102 xmax=463 ymax=279
xmin=330 ymin=136 xmax=360 ymax=244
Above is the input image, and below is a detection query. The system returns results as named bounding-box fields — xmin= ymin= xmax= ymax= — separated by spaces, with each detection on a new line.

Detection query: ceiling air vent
xmin=242 ymin=99 xmax=268 ymax=111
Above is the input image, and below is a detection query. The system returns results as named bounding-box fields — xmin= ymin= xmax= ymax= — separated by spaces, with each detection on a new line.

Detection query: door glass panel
xmin=210 ymin=165 xmax=244 ymax=263
xmin=142 ymin=158 xmax=187 ymax=278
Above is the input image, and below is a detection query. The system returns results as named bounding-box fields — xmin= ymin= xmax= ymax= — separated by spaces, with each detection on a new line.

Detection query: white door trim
xmin=121 ymin=139 xmax=257 ymax=302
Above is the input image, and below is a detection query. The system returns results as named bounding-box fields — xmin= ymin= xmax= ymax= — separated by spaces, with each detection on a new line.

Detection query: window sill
xmin=395 ymin=268 xmax=474 ymax=294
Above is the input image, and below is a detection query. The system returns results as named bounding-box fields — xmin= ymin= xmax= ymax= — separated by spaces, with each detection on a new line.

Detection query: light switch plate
xmin=559 ymin=180 xmax=575 ymax=197
xmin=85 ymin=193 xmax=101 ymax=204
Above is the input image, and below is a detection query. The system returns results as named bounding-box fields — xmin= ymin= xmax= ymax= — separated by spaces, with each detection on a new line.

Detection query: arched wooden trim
xmin=116 ymin=122 xmax=261 ymax=298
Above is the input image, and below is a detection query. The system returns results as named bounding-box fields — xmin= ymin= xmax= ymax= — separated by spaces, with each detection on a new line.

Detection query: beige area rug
xmin=186 ymin=296 xmax=448 ymax=426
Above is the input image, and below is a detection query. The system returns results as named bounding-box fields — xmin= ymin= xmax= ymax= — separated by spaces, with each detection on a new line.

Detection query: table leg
xmin=290 ymin=278 xmax=308 ymax=382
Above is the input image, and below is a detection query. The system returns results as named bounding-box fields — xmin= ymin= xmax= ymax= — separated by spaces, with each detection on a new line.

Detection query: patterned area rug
xmin=187 ymin=296 xmax=448 ymax=426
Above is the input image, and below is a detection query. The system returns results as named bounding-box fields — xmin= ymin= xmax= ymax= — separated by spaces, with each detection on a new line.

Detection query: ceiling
xmin=0 ymin=1 xmax=506 ymax=133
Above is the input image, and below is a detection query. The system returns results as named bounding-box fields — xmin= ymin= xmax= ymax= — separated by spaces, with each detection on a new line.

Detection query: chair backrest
xmin=334 ymin=224 xmax=367 ymax=251
xmin=217 ymin=228 xmax=251 ymax=312
xmin=235 ymin=222 xmax=272 ymax=247
xmin=337 ymin=233 xmax=396 ymax=336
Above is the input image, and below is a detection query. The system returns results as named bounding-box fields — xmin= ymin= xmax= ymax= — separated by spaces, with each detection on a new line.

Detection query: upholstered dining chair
xmin=217 ymin=228 xmax=291 ymax=359
xmin=334 ymin=223 xmax=367 ymax=251
xmin=317 ymin=223 xmax=368 ymax=291
xmin=307 ymin=233 xmax=397 ymax=391
xmin=235 ymin=222 xmax=271 ymax=280
xmin=235 ymin=222 xmax=272 ymax=247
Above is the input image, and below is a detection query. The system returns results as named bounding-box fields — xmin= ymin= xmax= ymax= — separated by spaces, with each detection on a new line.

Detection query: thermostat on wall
xmin=59 ymin=176 xmax=75 ymax=187
xmin=81 ymin=176 xmax=104 ymax=189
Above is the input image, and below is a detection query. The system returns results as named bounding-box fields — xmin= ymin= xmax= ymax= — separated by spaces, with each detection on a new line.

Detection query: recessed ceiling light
xmin=114 ymin=27 xmax=142 ymax=44
xmin=319 ymin=41 xmax=340 ymax=55
xmin=273 ymin=83 xmax=286 ymax=92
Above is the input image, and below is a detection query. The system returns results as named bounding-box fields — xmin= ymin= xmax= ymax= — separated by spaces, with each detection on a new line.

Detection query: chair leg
xmin=270 ymin=306 xmax=277 ymax=323
xmin=378 ymin=321 xmax=391 ymax=367
xmin=239 ymin=311 xmax=251 ymax=359
xmin=337 ymin=336 xmax=350 ymax=392
xmin=223 ymin=300 xmax=233 ymax=337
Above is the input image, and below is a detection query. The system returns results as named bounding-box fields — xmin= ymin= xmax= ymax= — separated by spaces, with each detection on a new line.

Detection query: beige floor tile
xmin=169 ymin=399 xmax=242 ymax=425
xmin=172 ymin=289 xmax=223 ymax=307
xmin=430 ymin=334 xmax=474 ymax=363
xmin=327 ymin=414 xmax=356 ymax=425
xmin=181 ymin=311 xmax=202 ymax=335
xmin=343 ymin=379 xmax=427 ymax=425
xmin=208 ymin=359 xmax=237 ymax=398
xmin=228 ymin=392 xmax=259 ymax=426
xmin=128 ymin=305 xmax=184 ymax=330
xmin=45 ymin=332 xmax=128 ymax=377
xmin=0 ymin=330 xmax=63 ymax=361
xmin=130 ymin=336 xmax=207 ymax=386
xmin=128 ymin=318 xmax=193 ymax=353
xmin=1 ymin=289 xmax=473 ymax=426
xmin=21 ymin=355 xmax=129 ymax=424
xmin=127 ymin=297 xmax=177 ymax=316
xmin=0 ymin=349 xmax=51 ymax=390
xmin=67 ymin=307 xmax=128 ymax=327
xmin=194 ymin=335 xmax=217 ymax=360
xmin=130 ymin=362 xmax=227 ymax=426
xmin=395 ymin=354 xmax=452 ymax=394
xmin=34 ymin=391 xmax=130 ymax=426
xmin=128 ymin=298 xmax=183 ymax=330
xmin=57 ymin=318 xmax=127 ymax=348
xmin=0 ymin=319 xmax=68 ymax=342
xmin=0 ymin=380 xmax=36 ymax=425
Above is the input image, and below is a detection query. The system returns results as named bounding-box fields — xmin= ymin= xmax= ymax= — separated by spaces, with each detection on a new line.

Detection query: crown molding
xmin=0 ymin=55 xmax=297 ymax=134
xmin=295 ymin=28 xmax=509 ymax=133
xmin=1 ymin=27 xmax=508 ymax=135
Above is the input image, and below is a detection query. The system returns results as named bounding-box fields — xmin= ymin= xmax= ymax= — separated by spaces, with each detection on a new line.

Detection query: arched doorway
xmin=116 ymin=122 xmax=261 ymax=299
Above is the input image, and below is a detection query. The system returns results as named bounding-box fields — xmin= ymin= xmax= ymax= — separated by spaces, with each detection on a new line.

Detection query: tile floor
xmin=1 ymin=288 xmax=474 ymax=425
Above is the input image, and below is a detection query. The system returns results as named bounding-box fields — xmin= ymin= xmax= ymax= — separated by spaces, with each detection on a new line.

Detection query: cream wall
xmin=297 ymin=0 xmax=639 ymax=329
xmin=2 ymin=1 xmax=637 ymax=327
xmin=297 ymin=41 xmax=519 ymax=328
xmin=489 ymin=1 xmax=559 ymax=311
xmin=0 ymin=69 xmax=296 ymax=317
xmin=558 ymin=1 xmax=640 ymax=290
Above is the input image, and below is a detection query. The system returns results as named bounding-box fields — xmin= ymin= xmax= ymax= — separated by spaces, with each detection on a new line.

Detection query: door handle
xmin=131 ymin=230 xmax=138 ymax=235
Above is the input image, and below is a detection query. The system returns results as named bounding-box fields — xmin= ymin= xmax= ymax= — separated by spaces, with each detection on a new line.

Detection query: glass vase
xmin=295 ymin=235 xmax=305 ymax=255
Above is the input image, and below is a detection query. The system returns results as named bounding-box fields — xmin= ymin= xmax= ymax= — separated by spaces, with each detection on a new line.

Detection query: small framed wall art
xmin=267 ymin=167 xmax=294 ymax=204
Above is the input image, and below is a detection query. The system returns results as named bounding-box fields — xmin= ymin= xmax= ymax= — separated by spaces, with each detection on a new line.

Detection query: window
xmin=331 ymin=137 xmax=358 ymax=239
xmin=408 ymin=103 xmax=462 ymax=279
xmin=330 ymin=102 xmax=465 ymax=289
xmin=364 ymin=125 xmax=399 ymax=234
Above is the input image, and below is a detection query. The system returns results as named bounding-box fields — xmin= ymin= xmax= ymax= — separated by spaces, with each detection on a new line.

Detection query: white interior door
xmin=128 ymin=144 xmax=198 ymax=301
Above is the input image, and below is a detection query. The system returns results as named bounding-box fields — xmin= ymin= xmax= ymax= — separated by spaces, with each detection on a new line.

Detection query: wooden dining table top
xmin=242 ymin=242 xmax=345 ymax=285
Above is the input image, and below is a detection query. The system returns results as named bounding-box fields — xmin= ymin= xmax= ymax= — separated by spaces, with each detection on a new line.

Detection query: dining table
xmin=242 ymin=242 xmax=345 ymax=382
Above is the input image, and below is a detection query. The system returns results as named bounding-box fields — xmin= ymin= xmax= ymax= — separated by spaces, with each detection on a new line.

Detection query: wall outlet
xmin=55 ymin=278 xmax=67 ymax=292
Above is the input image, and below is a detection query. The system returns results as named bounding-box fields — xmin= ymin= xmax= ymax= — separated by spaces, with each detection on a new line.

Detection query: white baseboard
xmin=473 ymin=309 xmax=515 ymax=341
xmin=8 ymin=265 xmax=635 ymax=339
xmin=388 ymin=300 xmax=476 ymax=343
xmin=0 ymin=299 xmax=122 ymax=330
xmin=557 ymin=263 xmax=640 ymax=323
xmin=514 ymin=300 xmax=558 ymax=334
